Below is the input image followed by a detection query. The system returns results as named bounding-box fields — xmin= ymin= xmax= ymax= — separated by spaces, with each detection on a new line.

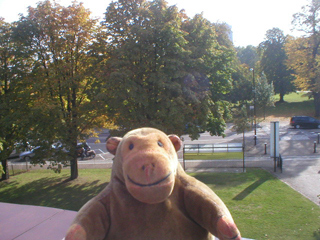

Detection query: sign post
xmin=270 ymin=121 xmax=279 ymax=172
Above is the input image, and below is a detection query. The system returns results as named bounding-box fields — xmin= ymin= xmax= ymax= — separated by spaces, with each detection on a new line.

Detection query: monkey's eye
xmin=158 ymin=141 xmax=163 ymax=147
xmin=129 ymin=143 xmax=134 ymax=150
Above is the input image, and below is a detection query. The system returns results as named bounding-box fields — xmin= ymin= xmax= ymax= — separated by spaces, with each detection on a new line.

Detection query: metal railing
xmin=182 ymin=143 xmax=245 ymax=171
xmin=183 ymin=143 xmax=243 ymax=154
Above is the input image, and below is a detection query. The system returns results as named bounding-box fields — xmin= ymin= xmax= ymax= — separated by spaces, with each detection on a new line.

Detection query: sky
xmin=0 ymin=0 xmax=310 ymax=47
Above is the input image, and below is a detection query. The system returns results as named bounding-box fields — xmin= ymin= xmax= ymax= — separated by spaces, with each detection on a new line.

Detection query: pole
xmin=274 ymin=122 xmax=277 ymax=172
xmin=250 ymin=68 xmax=257 ymax=145
xmin=242 ymin=131 xmax=246 ymax=172
xmin=183 ymin=146 xmax=186 ymax=170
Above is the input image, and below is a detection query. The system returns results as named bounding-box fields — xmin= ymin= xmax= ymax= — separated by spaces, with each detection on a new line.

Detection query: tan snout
xmin=123 ymin=150 xmax=176 ymax=204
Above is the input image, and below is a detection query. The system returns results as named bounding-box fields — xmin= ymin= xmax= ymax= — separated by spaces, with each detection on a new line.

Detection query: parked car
xmin=9 ymin=142 xmax=32 ymax=159
xmin=19 ymin=146 xmax=40 ymax=161
xmin=290 ymin=116 xmax=320 ymax=129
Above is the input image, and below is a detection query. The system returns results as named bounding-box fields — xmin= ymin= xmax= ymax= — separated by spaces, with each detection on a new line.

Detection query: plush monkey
xmin=65 ymin=128 xmax=241 ymax=240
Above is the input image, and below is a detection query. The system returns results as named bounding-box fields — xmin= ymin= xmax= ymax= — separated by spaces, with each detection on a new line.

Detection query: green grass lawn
xmin=0 ymin=169 xmax=319 ymax=240
xmin=262 ymin=92 xmax=315 ymax=119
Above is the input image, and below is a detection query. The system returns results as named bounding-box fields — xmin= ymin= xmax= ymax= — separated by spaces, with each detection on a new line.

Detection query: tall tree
xmin=259 ymin=28 xmax=294 ymax=102
xmin=104 ymin=0 xmax=189 ymax=135
xmin=182 ymin=14 xmax=234 ymax=138
xmin=15 ymin=1 xmax=113 ymax=179
xmin=286 ymin=0 xmax=320 ymax=116
xmin=0 ymin=18 xmax=33 ymax=180
xmin=103 ymin=0 xmax=234 ymax=139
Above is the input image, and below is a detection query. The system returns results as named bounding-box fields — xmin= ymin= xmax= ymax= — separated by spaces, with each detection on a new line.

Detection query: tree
xmin=0 ymin=18 xmax=33 ymax=180
xmin=103 ymin=0 xmax=234 ymax=139
xmin=236 ymin=45 xmax=259 ymax=69
xmin=227 ymin=59 xmax=254 ymax=103
xmin=286 ymin=0 xmax=320 ymax=116
xmin=182 ymin=16 xmax=234 ymax=138
xmin=103 ymin=0 xmax=189 ymax=135
xmin=255 ymin=73 xmax=275 ymax=119
xmin=15 ymin=1 xmax=113 ymax=179
xmin=259 ymin=28 xmax=294 ymax=102
xmin=231 ymin=102 xmax=251 ymax=164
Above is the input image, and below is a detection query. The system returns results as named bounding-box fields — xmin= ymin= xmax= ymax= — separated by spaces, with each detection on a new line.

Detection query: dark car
xmin=290 ymin=116 xmax=320 ymax=129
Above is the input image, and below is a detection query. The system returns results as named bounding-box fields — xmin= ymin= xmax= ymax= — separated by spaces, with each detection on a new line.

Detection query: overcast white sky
xmin=0 ymin=0 xmax=310 ymax=47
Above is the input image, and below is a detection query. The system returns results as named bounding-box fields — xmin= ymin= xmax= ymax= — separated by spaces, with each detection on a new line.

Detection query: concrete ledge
xmin=0 ymin=202 xmax=77 ymax=240
xmin=0 ymin=202 xmax=254 ymax=240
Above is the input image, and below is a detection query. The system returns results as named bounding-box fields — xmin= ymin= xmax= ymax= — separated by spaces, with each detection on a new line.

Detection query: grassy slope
xmin=261 ymin=92 xmax=315 ymax=120
xmin=0 ymin=169 xmax=319 ymax=240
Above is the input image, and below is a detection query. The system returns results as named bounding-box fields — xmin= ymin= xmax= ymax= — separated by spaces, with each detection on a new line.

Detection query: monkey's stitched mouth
xmin=127 ymin=172 xmax=172 ymax=187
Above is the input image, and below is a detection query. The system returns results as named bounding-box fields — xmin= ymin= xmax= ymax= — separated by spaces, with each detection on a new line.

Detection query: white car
xmin=19 ymin=146 xmax=40 ymax=161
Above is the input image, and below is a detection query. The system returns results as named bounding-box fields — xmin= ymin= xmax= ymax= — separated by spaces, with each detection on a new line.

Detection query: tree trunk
xmin=279 ymin=92 xmax=285 ymax=103
xmin=68 ymin=122 xmax=79 ymax=180
xmin=1 ymin=159 xmax=9 ymax=181
xmin=70 ymin=157 xmax=78 ymax=180
xmin=69 ymin=129 xmax=79 ymax=180
xmin=314 ymin=92 xmax=320 ymax=117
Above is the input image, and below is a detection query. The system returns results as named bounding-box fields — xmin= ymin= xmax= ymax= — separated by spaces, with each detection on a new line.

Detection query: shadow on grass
xmin=190 ymin=169 xmax=275 ymax=202
xmin=0 ymin=176 xmax=109 ymax=211
xmin=232 ymin=177 xmax=268 ymax=200
xmin=190 ymin=172 xmax=249 ymax=188
xmin=190 ymin=169 xmax=270 ymax=189
xmin=314 ymin=228 xmax=320 ymax=240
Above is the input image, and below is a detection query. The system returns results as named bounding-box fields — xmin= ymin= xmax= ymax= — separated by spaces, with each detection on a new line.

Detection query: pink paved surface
xmin=0 ymin=202 xmax=254 ymax=240
xmin=0 ymin=202 xmax=77 ymax=240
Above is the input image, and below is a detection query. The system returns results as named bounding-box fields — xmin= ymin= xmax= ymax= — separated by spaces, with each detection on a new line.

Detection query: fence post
xmin=314 ymin=141 xmax=317 ymax=153
xmin=264 ymin=143 xmax=267 ymax=155
xmin=183 ymin=146 xmax=186 ymax=170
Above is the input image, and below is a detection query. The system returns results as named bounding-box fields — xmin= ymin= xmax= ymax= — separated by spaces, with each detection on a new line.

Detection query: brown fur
xmin=65 ymin=128 xmax=241 ymax=240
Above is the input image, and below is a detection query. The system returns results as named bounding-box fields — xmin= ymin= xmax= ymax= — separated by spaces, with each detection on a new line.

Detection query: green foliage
xmin=0 ymin=18 xmax=34 ymax=180
xmin=259 ymin=28 xmax=295 ymax=102
xmin=1 ymin=0 xmax=240 ymax=181
xmin=255 ymin=73 xmax=275 ymax=119
xmin=103 ymin=0 xmax=235 ymax=139
xmin=227 ymin=60 xmax=254 ymax=103
xmin=232 ymin=103 xmax=251 ymax=134
xmin=287 ymin=0 xmax=320 ymax=116
xmin=236 ymin=45 xmax=259 ymax=68
xmin=11 ymin=1 xmax=116 ymax=179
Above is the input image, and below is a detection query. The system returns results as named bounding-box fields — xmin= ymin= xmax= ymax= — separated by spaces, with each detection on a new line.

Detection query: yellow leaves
xmin=285 ymin=36 xmax=320 ymax=91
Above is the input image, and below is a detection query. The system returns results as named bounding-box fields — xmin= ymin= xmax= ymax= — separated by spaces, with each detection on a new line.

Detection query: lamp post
xmin=250 ymin=68 xmax=257 ymax=145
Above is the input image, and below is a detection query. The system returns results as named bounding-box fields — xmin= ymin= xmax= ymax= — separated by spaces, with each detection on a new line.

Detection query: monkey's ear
xmin=168 ymin=135 xmax=182 ymax=152
xmin=106 ymin=137 xmax=122 ymax=155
